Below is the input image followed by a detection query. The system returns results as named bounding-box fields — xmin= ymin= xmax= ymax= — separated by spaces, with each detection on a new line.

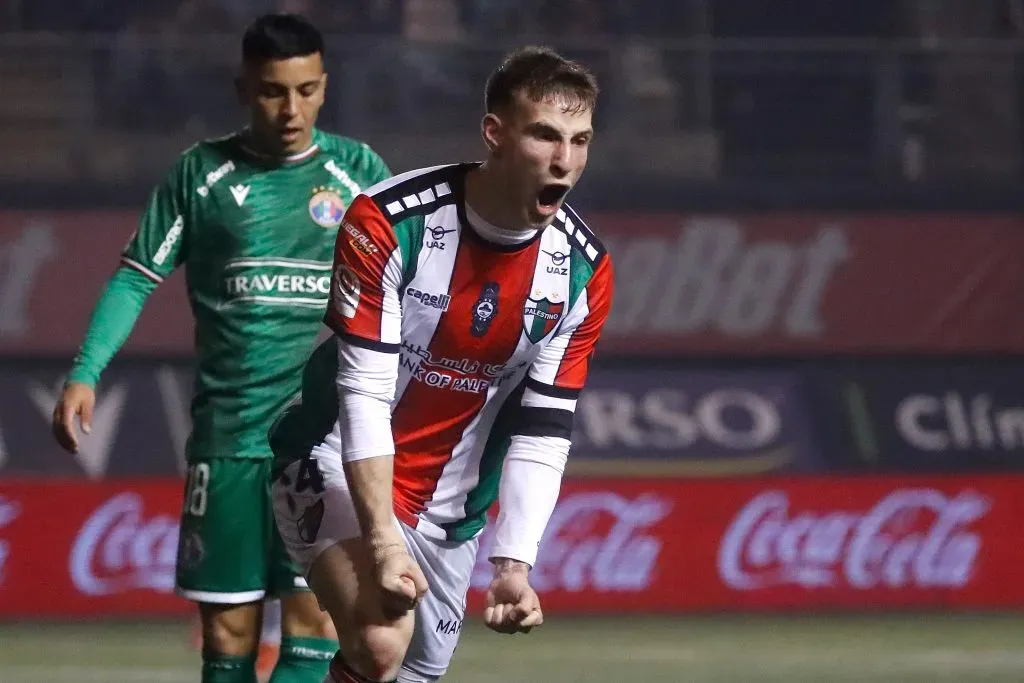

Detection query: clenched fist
xmin=484 ymin=559 xmax=543 ymax=634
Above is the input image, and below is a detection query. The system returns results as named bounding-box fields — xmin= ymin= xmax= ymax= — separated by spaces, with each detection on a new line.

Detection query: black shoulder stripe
xmin=370 ymin=165 xmax=463 ymax=223
xmin=337 ymin=332 xmax=401 ymax=354
xmin=551 ymin=203 xmax=606 ymax=267
xmin=526 ymin=377 xmax=581 ymax=400
xmin=511 ymin=406 xmax=575 ymax=439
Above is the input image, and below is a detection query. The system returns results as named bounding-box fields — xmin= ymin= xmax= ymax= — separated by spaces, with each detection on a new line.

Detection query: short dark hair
xmin=484 ymin=46 xmax=599 ymax=115
xmin=242 ymin=13 xmax=324 ymax=65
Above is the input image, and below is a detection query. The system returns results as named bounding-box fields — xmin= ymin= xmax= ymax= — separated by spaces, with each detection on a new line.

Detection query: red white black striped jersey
xmin=272 ymin=163 xmax=613 ymax=541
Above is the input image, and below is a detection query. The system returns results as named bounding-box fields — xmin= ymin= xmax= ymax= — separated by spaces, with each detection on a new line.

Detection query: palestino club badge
xmin=523 ymin=292 xmax=564 ymax=343
xmin=309 ymin=185 xmax=346 ymax=228
xmin=470 ymin=282 xmax=500 ymax=337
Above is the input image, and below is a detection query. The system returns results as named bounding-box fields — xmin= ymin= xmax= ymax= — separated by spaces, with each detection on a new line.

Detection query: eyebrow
xmin=525 ymin=122 xmax=593 ymax=138
xmin=259 ymin=79 xmax=322 ymax=89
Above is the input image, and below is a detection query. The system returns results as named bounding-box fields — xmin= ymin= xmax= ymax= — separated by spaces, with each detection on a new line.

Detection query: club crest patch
xmin=309 ymin=186 xmax=346 ymax=228
xmin=523 ymin=294 xmax=564 ymax=343
xmin=470 ymin=282 xmax=500 ymax=337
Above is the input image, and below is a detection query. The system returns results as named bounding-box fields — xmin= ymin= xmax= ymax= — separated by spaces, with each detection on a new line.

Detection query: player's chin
xmin=277 ymin=127 xmax=307 ymax=151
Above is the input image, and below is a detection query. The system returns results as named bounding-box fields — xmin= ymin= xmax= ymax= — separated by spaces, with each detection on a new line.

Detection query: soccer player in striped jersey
xmin=51 ymin=14 xmax=391 ymax=683
xmin=270 ymin=47 xmax=613 ymax=682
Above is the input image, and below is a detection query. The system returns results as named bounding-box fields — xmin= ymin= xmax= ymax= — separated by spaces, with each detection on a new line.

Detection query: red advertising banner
xmin=0 ymin=212 xmax=192 ymax=355
xmin=467 ymin=475 xmax=1024 ymax=613
xmin=2 ymin=476 xmax=1023 ymax=617
xmin=0 ymin=479 xmax=190 ymax=617
xmin=3 ymin=212 xmax=1023 ymax=355
xmin=593 ymin=213 xmax=1024 ymax=355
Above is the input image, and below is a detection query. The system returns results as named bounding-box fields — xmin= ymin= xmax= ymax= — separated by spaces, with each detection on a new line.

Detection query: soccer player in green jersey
xmin=50 ymin=14 xmax=391 ymax=683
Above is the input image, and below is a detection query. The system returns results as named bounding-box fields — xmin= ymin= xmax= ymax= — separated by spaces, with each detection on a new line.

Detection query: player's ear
xmin=481 ymin=112 xmax=503 ymax=156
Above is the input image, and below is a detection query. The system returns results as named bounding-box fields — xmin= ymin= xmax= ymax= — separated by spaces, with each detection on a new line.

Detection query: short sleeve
xmin=120 ymin=157 xmax=193 ymax=283
xmin=324 ymin=194 xmax=404 ymax=351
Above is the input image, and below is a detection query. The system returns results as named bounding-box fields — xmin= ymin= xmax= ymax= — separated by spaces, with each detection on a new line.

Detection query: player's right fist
xmin=373 ymin=543 xmax=428 ymax=619
xmin=51 ymin=381 xmax=96 ymax=454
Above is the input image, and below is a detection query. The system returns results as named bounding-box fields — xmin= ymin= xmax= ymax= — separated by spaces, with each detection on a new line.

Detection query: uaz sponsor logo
xmin=543 ymin=250 xmax=569 ymax=275
xmin=406 ymin=287 xmax=450 ymax=312
xmin=425 ymin=226 xmax=455 ymax=250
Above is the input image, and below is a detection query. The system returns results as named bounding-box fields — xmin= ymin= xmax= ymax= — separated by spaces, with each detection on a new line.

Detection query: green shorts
xmin=175 ymin=458 xmax=307 ymax=604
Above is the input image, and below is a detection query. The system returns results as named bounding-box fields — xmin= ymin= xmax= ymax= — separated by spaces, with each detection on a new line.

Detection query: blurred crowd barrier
xmin=0 ymin=33 xmax=1022 ymax=200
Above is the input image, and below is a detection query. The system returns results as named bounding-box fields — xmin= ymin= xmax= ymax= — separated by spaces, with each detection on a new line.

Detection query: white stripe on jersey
xmin=423 ymin=359 xmax=533 ymax=526
xmin=392 ymin=205 xmax=461 ymax=405
xmin=224 ymin=258 xmax=332 ymax=270
xmin=521 ymin=386 xmax=577 ymax=413
xmin=120 ymin=257 xmax=164 ymax=283
xmin=523 ymin=228 xmax=572 ymax=342
xmin=224 ymin=295 xmax=328 ymax=307
xmin=527 ymin=286 xmax=591 ymax=386
xmin=380 ymin=248 xmax=405 ymax=345
xmin=423 ymin=319 xmax=537 ymax=526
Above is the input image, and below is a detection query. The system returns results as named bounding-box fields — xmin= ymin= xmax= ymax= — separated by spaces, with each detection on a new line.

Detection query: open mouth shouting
xmin=535 ymin=183 xmax=571 ymax=218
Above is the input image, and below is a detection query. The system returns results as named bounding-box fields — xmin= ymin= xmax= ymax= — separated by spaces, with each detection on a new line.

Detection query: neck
xmin=464 ymin=162 xmax=528 ymax=234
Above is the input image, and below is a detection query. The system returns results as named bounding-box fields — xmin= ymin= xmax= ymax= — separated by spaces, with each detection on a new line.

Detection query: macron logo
xmin=230 ymin=184 xmax=251 ymax=207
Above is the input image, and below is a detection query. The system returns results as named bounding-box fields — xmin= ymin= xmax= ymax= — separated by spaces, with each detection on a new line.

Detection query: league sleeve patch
xmin=332 ymin=263 xmax=361 ymax=319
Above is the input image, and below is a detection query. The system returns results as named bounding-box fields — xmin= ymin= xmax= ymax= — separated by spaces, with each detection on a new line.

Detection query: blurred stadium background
xmin=3 ymin=0 xmax=1024 ymax=681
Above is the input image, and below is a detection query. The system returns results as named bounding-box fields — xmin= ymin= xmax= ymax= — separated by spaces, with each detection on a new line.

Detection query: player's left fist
xmin=483 ymin=558 xmax=543 ymax=635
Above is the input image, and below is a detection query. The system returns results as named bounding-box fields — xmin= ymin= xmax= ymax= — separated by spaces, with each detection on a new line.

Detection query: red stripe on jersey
xmin=554 ymin=254 xmax=614 ymax=389
xmin=391 ymin=236 xmax=541 ymax=520
xmin=324 ymin=195 xmax=399 ymax=344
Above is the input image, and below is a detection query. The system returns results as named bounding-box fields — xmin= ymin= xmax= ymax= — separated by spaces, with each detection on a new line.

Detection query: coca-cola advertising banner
xmin=2 ymin=476 xmax=1022 ymax=617
xmin=0 ymin=480 xmax=189 ymax=617
xmin=569 ymin=368 xmax=823 ymax=476
xmin=467 ymin=475 xmax=1024 ymax=612
xmin=3 ymin=212 xmax=1024 ymax=355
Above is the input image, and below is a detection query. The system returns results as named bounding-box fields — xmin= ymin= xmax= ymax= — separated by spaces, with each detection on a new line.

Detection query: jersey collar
xmin=236 ymin=128 xmax=321 ymax=165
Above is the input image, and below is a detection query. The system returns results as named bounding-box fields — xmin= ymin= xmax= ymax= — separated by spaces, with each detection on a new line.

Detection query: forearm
xmin=344 ymin=455 xmax=399 ymax=544
xmin=490 ymin=435 xmax=569 ymax=567
xmin=335 ymin=339 xmax=400 ymax=544
xmin=68 ymin=266 xmax=157 ymax=387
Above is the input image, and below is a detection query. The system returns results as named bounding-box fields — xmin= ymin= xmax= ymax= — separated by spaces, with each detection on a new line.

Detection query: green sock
xmin=268 ymin=636 xmax=336 ymax=683
xmin=202 ymin=651 xmax=258 ymax=683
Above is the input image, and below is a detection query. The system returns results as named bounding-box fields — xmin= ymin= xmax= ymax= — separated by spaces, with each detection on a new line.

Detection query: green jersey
xmin=71 ymin=129 xmax=390 ymax=461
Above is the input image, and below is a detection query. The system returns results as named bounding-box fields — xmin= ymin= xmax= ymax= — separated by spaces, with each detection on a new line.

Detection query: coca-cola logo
xmin=718 ymin=489 xmax=988 ymax=591
xmin=69 ymin=492 xmax=179 ymax=596
xmin=473 ymin=492 xmax=671 ymax=593
xmin=0 ymin=495 xmax=20 ymax=585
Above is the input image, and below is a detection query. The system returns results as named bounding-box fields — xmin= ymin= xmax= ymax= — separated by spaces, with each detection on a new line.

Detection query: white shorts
xmin=272 ymin=452 xmax=478 ymax=681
